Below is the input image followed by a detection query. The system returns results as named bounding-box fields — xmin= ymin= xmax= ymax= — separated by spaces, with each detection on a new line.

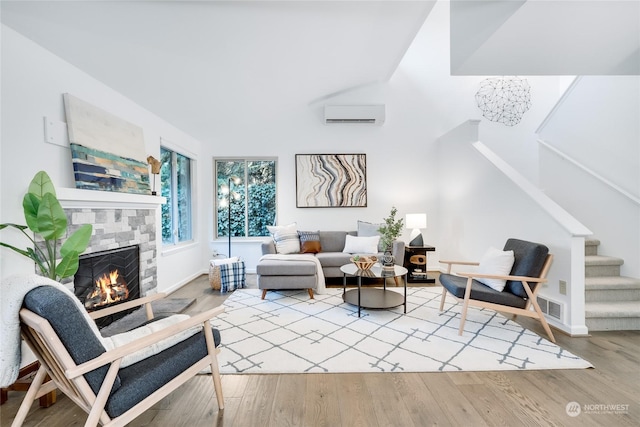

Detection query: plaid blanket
xmin=218 ymin=261 xmax=246 ymax=292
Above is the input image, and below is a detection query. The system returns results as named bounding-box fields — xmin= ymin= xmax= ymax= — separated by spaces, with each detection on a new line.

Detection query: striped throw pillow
xmin=267 ymin=223 xmax=300 ymax=254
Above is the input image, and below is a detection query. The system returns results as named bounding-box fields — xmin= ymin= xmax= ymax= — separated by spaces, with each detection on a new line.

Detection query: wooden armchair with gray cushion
xmin=439 ymin=238 xmax=555 ymax=343
xmin=12 ymin=285 xmax=224 ymax=427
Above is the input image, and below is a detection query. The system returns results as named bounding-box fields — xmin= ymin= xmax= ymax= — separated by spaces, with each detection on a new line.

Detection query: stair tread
xmin=585 ymin=301 xmax=640 ymax=317
xmin=585 ymin=238 xmax=601 ymax=246
xmin=585 ymin=276 xmax=640 ymax=289
xmin=585 ymin=255 xmax=624 ymax=266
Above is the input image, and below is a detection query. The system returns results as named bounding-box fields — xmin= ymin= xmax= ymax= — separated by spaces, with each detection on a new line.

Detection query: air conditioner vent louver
xmin=324 ymin=105 xmax=385 ymax=125
xmin=325 ymin=118 xmax=377 ymax=124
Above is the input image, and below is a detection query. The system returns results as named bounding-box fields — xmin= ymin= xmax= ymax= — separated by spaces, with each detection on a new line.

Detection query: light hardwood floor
xmin=2 ymin=274 xmax=638 ymax=427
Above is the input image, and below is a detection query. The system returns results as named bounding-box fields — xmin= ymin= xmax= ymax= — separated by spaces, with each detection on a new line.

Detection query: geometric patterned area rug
xmin=212 ymin=287 xmax=593 ymax=374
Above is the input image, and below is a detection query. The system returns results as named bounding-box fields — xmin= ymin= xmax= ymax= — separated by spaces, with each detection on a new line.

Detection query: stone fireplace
xmin=58 ymin=188 xmax=164 ymax=299
xmin=74 ymin=245 xmax=140 ymax=327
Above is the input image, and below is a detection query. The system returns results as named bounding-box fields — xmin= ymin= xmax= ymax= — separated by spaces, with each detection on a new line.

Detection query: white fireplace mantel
xmin=57 ymin=188 xmax=166 ymax=209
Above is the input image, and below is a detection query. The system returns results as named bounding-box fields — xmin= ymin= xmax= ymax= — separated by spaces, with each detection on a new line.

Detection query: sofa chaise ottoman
xmin=257 ymin=230 xmax=404 ymax=299
xmin=256 ymin=259 xmax=317 ymax=300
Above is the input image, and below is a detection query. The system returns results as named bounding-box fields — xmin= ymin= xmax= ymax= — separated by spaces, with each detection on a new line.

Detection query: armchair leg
xmin=204 ymin=328 xmax=224 ymax=410
xmin=439 ymin=287 xmax=447 ymax=311
xmin=210 ymin=354 xmax=224 ymax=410
xmin=458 ymin=299 xmax=470 ymax=336
xmin=11 ymin=366 xmax=47 ymax=427
xmin=530 ymin=298 xmax=556 ymax=343
xmin=538 ymin=317 xmax=556 ymax=343
xmin=458 ymin=277 xmax=474 ymax=336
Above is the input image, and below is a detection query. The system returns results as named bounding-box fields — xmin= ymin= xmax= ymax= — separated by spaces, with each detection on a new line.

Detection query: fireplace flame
xmin=84 ymin=270 xmax=130 ymax=309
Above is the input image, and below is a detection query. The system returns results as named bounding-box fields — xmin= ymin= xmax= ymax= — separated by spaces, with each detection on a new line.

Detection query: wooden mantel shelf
xmin=57 ymin=188 xmax=166 ymax=209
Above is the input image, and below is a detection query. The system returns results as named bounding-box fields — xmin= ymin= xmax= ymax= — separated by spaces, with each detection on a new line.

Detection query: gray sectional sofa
xmin=257 ymin=231 xmax=404 ymax=298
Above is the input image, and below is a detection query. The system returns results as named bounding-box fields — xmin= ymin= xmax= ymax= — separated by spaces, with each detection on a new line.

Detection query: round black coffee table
xmin=340 ymin=263 xmax=408 ymax=317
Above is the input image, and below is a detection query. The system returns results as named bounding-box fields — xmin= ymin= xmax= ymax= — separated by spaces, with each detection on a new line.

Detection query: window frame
xmin=161 ymin=145 xmax=196 ymax=246
xmin=214 ymin=157 xmax=277 ymax=239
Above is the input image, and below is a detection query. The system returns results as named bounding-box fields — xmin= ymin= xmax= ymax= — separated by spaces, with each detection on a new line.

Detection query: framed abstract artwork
xmin=295 ymin=154 xmax=367 ymax=208
xmin=64 ymin=93 xmax=151 ymax=195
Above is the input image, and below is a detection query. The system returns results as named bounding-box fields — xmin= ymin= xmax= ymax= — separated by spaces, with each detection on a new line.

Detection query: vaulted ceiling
xmin=1 ymin=1 xmax=437 ymax=142
xmin=2 ymin=1 xmax=638 ymax=143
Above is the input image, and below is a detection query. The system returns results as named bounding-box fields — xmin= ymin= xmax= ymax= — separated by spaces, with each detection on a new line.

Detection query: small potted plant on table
xmin=378 ymin=206 xmax=403 ymax=268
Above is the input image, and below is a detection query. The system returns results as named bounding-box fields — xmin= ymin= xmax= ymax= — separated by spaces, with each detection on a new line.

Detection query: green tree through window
xmin=161 ymin=147 xmax=193 ymax=244
xmin=216 ymin=159 xmax=276 ymax=238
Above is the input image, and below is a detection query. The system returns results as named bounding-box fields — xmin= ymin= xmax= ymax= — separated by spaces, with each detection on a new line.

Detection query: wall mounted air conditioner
xmin=324 ymin=104 xmax=385 ymax=125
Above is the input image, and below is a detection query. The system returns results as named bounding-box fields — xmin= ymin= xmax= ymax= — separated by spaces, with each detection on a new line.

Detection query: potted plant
xmin=378 ymin=206 xmax=404 ymax=267
xmin=0 ymin=171 xmax=92 ymax=281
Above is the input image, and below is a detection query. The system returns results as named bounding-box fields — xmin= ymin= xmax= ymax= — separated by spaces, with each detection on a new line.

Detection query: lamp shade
xmin=406 ymin=213 xmax=427 ymax=230
xmin=406 ymin=213 xmax=427 ymax=246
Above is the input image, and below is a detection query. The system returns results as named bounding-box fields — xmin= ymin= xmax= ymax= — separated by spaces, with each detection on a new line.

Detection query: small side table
xmin=340 ymin=264 xmax=408 ymax=317
xmin=404 ymin=245 xmax=436 ymax=283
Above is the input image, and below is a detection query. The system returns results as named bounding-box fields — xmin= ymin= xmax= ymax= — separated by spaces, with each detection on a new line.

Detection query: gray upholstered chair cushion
xmin=23 ymin=286 xmax=121 ymax=396
xmin=503 ymin=238 xmax=549 ymax=298
xmin=105 ymin=328 xmax=220 ymax=418
xmin=439 ymin=274 xmax=528 ymax=309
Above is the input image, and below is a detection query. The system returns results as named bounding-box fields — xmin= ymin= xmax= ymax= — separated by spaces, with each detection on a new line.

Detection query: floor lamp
xmin=223 ymin=176 xmax=241 ymax=257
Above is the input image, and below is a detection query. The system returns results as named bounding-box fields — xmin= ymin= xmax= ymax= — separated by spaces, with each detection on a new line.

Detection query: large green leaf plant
xmin=0 ymin=171 xmax=92 ymax=281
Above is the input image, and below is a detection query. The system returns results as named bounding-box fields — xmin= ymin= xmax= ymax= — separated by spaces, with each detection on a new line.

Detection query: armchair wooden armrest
xmin=67 ymin=305 xmax=225 ymax=379
xmin=439 ymin=260 xmax=480 ymax=274
xmin=88 ymin=293 xmax=167 ymax=321
xmin=458 ymin=272 xmax=547 ymax=303
xmin=457 ymin=271 xmax=548 ymax=284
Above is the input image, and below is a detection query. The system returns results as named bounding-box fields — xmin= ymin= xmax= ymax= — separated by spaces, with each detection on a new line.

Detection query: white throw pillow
xmin=357 ymin=220 xmax=385 ymax=251
xmin=266 ymin=223 xmax=300 ymax=254
xmin=342 ymin=235 xmax=380 ymax=254
xmin=476 ymin=247 xmax=515 ymax=292
xmin=103 ymin=314 xmax=201 ymax=368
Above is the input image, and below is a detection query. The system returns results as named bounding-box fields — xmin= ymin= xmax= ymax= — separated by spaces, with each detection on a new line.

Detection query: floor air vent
xmin=537 ymin=296 xmax=563 ymax=321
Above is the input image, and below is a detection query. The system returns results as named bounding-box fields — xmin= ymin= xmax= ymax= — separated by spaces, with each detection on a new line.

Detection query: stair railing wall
xmin=538 ymin=139 xmax=640 ymax=206
xmin=538 ymin=140 xmax=640 ymax=279
xmin=535 ymin=76 xmax=639 ymax=279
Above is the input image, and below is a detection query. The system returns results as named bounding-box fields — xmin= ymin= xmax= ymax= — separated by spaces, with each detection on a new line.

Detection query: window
xmin=161 ymin=147 xmax=193 ymax=244
xmin=215 ymin=159 xmax=276 ymax=238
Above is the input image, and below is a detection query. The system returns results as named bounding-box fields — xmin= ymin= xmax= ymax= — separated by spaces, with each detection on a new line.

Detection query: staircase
xmin=584 ymin=239 xmax=640 ymax=331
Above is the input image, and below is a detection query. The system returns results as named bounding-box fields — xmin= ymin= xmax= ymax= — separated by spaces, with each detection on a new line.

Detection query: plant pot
xmin=382 ymin=250 xmax=394 ymax=268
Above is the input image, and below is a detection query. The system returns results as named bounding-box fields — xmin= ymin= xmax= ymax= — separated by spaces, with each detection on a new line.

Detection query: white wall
xmin=3 ymin=1 xmax=574 ymax=285
xmin=0 ymin=26 xmax=208 ymax=293
xmin=206 ymin=1 xmax=565 ymax=272
xmin=538 ymin=76 xmax=640 ymax=277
